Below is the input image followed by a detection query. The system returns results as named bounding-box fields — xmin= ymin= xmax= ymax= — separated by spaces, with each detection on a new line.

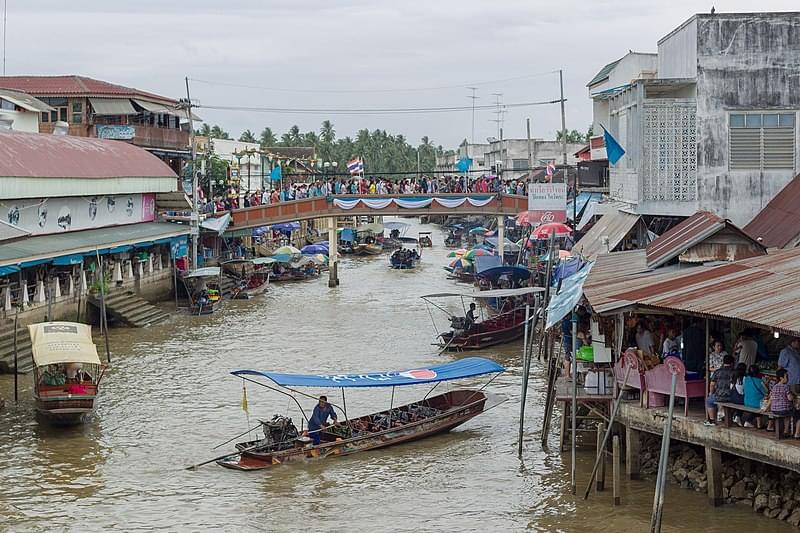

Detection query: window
xmin=0 ymin=98 xmax=14 ymax=111
xmin=41 ymin=111 xmax=49 ymax=123
xmin=512 ymin=159 xmax=528 ymax=170
xmin=71 ymin=101 xmax=82 ymax=124
xmin=730 ymin=112 xmax=796 ymax=170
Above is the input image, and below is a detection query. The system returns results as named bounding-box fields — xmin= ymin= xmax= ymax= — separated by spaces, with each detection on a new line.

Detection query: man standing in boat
xmin=308 ymin=395 xmax=338 ymax=445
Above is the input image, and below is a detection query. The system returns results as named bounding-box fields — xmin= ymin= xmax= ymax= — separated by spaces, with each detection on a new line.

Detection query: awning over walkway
xmin=89 ymin=97 xmax=137 ymax=116
xmin=0 ymin=222 xmax=190 ymax=270
xmin=572 ymin=207 xmax=644 ymax=261
xmin=200 ymin=212 xmax=231 ymax=235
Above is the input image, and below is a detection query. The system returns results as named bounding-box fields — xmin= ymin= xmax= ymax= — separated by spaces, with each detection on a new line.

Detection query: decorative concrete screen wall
xmin=642 ymin=100 xmax=697 ymax=202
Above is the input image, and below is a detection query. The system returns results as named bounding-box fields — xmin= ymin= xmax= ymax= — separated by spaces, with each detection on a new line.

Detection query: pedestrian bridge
xmin=228 ymin=193 xmax=528 ymax=229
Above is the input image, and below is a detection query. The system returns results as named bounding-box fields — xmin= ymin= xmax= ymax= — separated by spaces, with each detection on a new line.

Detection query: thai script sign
xmin=528 ymin=183 xmax=567 ymax=224
xmin=96 ymin=125 xmax=135 ymax=140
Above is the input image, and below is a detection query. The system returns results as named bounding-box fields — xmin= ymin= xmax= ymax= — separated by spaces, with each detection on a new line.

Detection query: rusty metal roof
xmin=585 ymin=247 xmax=800 ymax=336
xmin=0 ymin=75 xmax=176 ymax=104
xmin=573 ymin=206 xmax=643 ymax=260
xmin=645 ymin=210 xmax=764 ymax=268
xmin=0 ymin=131 xmax=177 ymax=179
xmin=744 ymin=173 xmax=800 ymax=248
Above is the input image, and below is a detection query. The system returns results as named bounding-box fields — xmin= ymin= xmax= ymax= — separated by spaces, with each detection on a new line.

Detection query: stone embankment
xmin=639 ymin=434 xmax=800 ymax=527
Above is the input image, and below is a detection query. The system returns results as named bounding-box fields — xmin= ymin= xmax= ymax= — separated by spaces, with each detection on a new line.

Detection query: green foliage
xmin=556 ymin=128 xmax=590 ymax=144
xmin=90 ymin=270 xmax=111 ymax=295
xmin=232 ymin=122 xmax=447 ymax=178
xmin=195 ymin=123 xmax=231 ymax=140
xmin=239 ymin=129 xmax=257 ymax=143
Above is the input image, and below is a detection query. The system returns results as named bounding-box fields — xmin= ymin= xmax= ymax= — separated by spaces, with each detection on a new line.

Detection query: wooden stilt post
xmin=596 ymin=421 xmax=606 ymax=493
xmin=626 ymin=427 xmax=641 ymax=480
xmin=650 ymin=369 xmax=678 ymax=532
xmin=613 ymin=435 xmax=621 ymax=505
xmin=705 ymin=445 xmax=723 ymax=507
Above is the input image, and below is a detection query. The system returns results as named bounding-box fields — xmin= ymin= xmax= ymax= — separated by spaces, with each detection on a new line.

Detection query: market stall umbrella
xmin=301 ymin=244 xmax=329 ymax=255
xmin=274 ymin=245 xmax=302 ymax=256
xmin=469 ymin=226 xmax=489 ymax=235
xmin=532 ymin=223 xmax=572 ymax=240
xmin=464 ymin=248 xmax=492 ymax=260
xmin=447 ymin=249 xmax=468 ymax=258
xmin=449 ymin=258 xmax=472 ymax=269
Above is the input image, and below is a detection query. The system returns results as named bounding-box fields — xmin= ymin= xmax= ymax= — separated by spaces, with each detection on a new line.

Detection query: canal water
xmin=0 ymin=218 xmax=790 ymax=532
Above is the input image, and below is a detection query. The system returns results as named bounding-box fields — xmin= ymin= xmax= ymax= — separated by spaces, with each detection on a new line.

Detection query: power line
xmin=187 ymin=70 xmax=559 ymax=95
xmin=196 ymin=99 xmax=564 ymax=116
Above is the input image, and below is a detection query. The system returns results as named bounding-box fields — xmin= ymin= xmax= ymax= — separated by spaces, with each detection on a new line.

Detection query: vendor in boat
xmin=308 ymin=395 xmax=338 ymax=445
xmin=465 ymin=303 xmax=478 ymax=329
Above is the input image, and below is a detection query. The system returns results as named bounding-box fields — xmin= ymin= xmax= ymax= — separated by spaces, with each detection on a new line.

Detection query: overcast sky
xmin=3 ymin=1 xmax=798 ymax=147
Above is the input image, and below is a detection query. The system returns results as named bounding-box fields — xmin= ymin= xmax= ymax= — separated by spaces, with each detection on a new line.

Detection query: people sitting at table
xmin=662 ymin=328 xmax=681 ymax=357
xmin=742 ymin=365 xmax=768 ymax=429
xmin=634 ymin=321 xmax=657 ymax=356
xmin=705 ymin=354 xmax=736 ymax=426
xmin=728 ymin=363 xmax=747 ymax=424
xmin=708 ymin=340 xmax=728 ymax=375
xmin=765 ymin=368 xmax=800 ymax=438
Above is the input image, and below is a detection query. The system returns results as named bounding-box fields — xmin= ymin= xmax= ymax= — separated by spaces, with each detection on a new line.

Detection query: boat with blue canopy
xmin=211 ymin=357 xmax=506 ymax=471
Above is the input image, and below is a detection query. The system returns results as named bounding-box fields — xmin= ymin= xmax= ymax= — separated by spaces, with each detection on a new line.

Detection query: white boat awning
xmin=28 ymin=322 xmax=101 ymax=367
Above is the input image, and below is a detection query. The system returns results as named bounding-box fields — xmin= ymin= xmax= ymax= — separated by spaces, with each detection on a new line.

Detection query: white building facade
xmin=594 ymin=12 xmax=800 ymax=227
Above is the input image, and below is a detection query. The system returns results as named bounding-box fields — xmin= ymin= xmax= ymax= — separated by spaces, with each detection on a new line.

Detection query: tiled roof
xmin=0 ymin=75 xmax=176 ymax=104
xmin=744 ymin=173 xmax=800 ymax=248
xmin=587 ymin=59 xmax=621 ymax=87
xmin=0 ymin=130 xmax=176 ymax=179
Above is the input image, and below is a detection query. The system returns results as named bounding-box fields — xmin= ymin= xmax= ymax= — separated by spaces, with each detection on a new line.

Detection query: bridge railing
xmin=225 ymin=193 xmax=528 ymax=229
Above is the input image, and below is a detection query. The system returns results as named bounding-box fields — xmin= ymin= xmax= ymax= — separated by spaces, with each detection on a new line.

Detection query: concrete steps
xmin=88 ymin=290 xmax=169 ymax=328
xmin=0 ymin=322 xmax=34 ymax=374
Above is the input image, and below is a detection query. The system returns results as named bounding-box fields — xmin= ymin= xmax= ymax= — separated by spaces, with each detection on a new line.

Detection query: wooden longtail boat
xmin=214 ymin=357 xmax=505 ymax=471
xmin=421 ymin=287 xmax=544 ymax=351
xmin=354 ymin=243 xmax=383 ymax=256
xmin=28 ymin=322 xmax=105 ymax=425
xmin=182 ymin=267 xmax=223 ymax=315
xmin=419 ymin=232 xmax=433 ymax=247
xmin=224 ymin=258 xmax=271 ymax=299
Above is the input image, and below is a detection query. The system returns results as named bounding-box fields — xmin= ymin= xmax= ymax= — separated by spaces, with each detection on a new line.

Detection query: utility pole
xmin=184 ymin=77 xmax=199 ymax=271
xmin=467 ymin=87 xmax=478 ymax=146
xmin=559 ymin=69 xmax=568 ymax=168
xmin=526 ymin=118 xmax=533 ymax=182
xmin=2 ymin=0 xmax=7 ymax=76
xmin=491 ymin=93 xmax=504 ymax=140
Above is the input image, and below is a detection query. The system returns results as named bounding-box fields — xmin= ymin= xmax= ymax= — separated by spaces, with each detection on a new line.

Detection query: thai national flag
xmin=347 ymin=158 xmax=364 ymax=175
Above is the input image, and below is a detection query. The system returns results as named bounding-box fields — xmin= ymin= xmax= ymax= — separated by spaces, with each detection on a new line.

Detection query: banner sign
xmin=528 ymin=183 xmax=567 ymax=224
xmin=3 ymin=193 xmax=156 ymax=236
xmin=96 ymin=125 xmax=136 ymax=140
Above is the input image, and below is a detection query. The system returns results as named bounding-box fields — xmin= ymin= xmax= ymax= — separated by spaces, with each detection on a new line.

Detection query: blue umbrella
xmin=301 ymin=244 xmax=329 ymax=255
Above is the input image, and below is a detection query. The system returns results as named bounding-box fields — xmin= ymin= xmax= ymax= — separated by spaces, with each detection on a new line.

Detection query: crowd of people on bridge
xmin=200 ymin=175 xmax=533 ymax=213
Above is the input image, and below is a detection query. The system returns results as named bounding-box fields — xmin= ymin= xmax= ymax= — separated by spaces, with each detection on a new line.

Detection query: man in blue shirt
xmin=308 ymin=395 xmax=338 ymax=445
xmin=778 ymin=338 xmax=800 ymax=393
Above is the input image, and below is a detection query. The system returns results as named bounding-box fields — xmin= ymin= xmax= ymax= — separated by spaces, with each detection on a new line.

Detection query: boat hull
xmin=35 ymin=396 xmax=96 ymax=425
xmin=440 ymin=309 xmax=526 ymax=351
xmin=217 ymin=390 xmax=498 ymax=471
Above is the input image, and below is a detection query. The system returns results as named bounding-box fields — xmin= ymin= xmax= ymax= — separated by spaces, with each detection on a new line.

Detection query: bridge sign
xmin=528 ymin=183 xmax=567 ymax=224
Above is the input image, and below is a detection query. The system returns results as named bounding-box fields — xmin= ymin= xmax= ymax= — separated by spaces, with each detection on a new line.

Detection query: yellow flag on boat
xmin=241 ymin=382 xmax=249 ymax=414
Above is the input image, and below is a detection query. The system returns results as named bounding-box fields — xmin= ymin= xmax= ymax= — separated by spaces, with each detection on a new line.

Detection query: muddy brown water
xmin=0 ymin=218 xmax=790 ymax=532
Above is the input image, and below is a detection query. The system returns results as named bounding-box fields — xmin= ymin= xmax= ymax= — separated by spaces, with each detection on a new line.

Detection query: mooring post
xmin=613 ymin=435 xmax=621 ymax=506
xmin=328 ymin=217 xmax=339 ymax=287
xmin=649 ymin=369 xmax=678 ymax=532
xmin=497 ymin=215 xmax=505 ymax=262
xmin=705 ymin=445 xmax=723 ymax=507
xmin=596 ymin=421 xmax=606 ymax=493
xmin=626 ymin=426 xmax=641 ymax=480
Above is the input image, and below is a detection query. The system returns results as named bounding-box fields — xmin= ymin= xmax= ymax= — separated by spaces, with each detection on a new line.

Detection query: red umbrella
xmin=532 ymin=222 xmax=572 ymax=240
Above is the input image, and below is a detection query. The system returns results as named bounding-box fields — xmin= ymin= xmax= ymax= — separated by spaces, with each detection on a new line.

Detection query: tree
xmin=209 ymin=125 xmax=230 ymax=140
xmin=196 ymin=123 xmax=211 ymax=137
xmin=556 ymin=128 xmax=589 ymax=144
xmin=260 ymin=127 xmax=277 ymax=147
xmin=320 ymin=120 xmax=336 ymax=144
xmin=239 ymin=129 xmax=257 ymax=143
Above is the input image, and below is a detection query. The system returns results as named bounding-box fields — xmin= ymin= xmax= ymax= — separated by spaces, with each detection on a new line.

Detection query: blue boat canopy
xmin=231 ymin=356 xmax=504 ymax=388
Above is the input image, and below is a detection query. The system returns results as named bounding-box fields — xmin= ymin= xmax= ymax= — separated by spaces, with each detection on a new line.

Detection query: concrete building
xmin=0 ymin=75 xmax=193 ymax=174
xmin=484 ymin=139 xmax=585 ymax=181
xmin=593 ymin=12 xmax=800 ymax=227
xmin=0 ymin=130 xmax=188 ymax=370
xmin=207 ymin=138 xmax=265 ymax=194
xmin=0 ymin=89 xmax=53 ymax=132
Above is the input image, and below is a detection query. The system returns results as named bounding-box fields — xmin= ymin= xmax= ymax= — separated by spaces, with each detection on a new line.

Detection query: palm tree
xmin=196 ymin=123 xmax=211 ymax=137
xmin=259 ymin=127 xmax=277 ymax=146
xmin=320 ymin=120 xmax=336 ymax=144
xmin=288 ymin=125 xmax=301 ymax=145
xmin=209 ymin=125 xmax=230 ymax=140
xmin=239 ymin=129 xmax=257 ymax=143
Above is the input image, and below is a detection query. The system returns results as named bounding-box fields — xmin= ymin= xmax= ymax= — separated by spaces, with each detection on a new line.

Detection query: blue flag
xmin=602 ymin=125 xmax=625 ymax=165
xmin=455 ymin=158 xmax=472 ymax=173
xmin=270 ymin=164 xmax=282 ymax=182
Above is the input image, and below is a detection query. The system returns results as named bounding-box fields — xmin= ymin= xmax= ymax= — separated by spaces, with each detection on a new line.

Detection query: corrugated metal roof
xmin=646 ymin=211 xmax=724 ymax=268
xmin=572 ymin=206 xmax=643 ymax=260
xmin=0 ymin=88 xmax=53 ymax=112
xmin=0 ymin=220 xmax=31 ymax=243
xmin=0 ymin=131 xmax=177 ymax=180
xmin=0 ymin=75 xmax=176 ymax=104
xmin=584 ymin=247 xmax=800 ymax=336
xmin=744 ymin=173 xmax=800 ymax=248
xmin=646 ymin=211 xmax=766 ymax=268
xmin=0 ymin=222 xmax=189 ymax=267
